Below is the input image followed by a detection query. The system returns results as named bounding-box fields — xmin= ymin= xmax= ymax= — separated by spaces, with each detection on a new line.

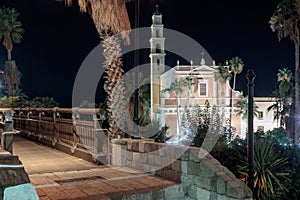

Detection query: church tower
xmin=149 ymin=5 xmax=166 ymax=118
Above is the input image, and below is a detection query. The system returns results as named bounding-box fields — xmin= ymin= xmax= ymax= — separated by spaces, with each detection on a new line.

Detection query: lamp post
xmin=246 ymin=69 xmax=255 ymax=195
xmin=132 ymin=0 xmax=140 ymax=138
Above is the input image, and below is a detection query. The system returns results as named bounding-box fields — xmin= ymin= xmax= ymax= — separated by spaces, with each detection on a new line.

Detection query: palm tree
xmin=3 ymin=60 xmax=21 ymax=97
xmin=277 ymin=67 xmax=293 ymax=82
xmin=235 ymin=96 xmax=259 ymax=121
xmin=165 ymin=77 xmax=192 ymax=140
xmin=0 ymin=7 xmax=23 ymax=61
xmin=215 ymin=65 xmax=232 ymax=106
xmin=229 ymin=57 xmax=244 ymax=134
xmin=229 ymin=57 xmax=244 ymax=92
xmin=0 ymin=8 xmax=23 ymax=97
xmin=270 ymin=0 xmax=300 ymax=143
xmin=267 ymin=68 xmax=293 ymax=134
xmin=63 ymin=0 xmax=131 ymax=138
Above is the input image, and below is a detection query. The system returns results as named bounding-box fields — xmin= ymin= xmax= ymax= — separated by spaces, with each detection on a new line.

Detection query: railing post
xmin=1 ymin=130 xmax=20 ymax=154
xmin=52 ymin=109 xmax=58 ymax=147
xmin=4 ymin=109 xmax=14 ymax=132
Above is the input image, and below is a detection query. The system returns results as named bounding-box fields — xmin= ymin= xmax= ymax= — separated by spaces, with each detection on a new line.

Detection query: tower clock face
xmin=155 ymin=18 xmax=159 ymax=23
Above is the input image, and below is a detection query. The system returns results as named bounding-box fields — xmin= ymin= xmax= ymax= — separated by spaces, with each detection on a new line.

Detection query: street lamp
xmin=246 ymin=69 xmax=256 ymax=195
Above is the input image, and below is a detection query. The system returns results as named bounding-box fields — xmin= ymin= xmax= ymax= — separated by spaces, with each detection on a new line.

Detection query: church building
xmin=149 ymin=6 xmax=278 ymax=139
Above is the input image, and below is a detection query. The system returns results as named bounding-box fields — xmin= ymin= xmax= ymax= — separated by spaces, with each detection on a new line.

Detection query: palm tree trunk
xmin=294 ymin=44 xmax=300 ymax=143
xmin=8 ymin=84 xmax=13 ymax=97
xmin=102 ymin=34 xmax=126 ymax=138
xmin=229 ymin=73 xmax=237 ymax=138
xmin=176 ymin=93 xmax=181 ymax=142
xmin=7 ymin=50 xmax=12 ymax=61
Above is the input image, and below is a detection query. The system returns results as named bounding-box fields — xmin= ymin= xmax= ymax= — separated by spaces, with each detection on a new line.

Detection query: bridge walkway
xmin=13 ymin=135 xmax=177 ymax=200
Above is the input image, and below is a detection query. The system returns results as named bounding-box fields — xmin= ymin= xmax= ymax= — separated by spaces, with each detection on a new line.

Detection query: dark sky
xmin=0 ymin=0 xmax=294 ymax=107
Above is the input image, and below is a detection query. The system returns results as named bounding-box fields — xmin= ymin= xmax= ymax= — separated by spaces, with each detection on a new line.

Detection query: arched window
xmin=157 ymin=59 xmax=160 ymax=66
xmin=156 ymin=44 xmax=161 ymax=53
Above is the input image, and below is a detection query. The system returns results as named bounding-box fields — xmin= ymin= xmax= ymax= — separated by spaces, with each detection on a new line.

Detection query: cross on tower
xmin=155 ymin=4 xmax=159 ymax=14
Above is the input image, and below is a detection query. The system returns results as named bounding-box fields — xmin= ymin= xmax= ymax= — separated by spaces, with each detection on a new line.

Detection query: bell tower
xmin=149 ymin=4 xmax=166 ymax=118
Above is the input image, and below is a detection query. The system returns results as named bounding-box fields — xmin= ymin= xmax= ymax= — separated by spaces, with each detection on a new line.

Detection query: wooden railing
xmin=10 ymin=108 xmax=110 ymax=164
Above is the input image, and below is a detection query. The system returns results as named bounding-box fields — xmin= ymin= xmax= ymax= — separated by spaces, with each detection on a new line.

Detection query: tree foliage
xmin=28 ymin=97 xmax=59 ymax=108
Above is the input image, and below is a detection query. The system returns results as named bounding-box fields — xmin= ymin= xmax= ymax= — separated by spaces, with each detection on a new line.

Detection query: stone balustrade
xmin=111 ymin=138 xmax=253 ymax=200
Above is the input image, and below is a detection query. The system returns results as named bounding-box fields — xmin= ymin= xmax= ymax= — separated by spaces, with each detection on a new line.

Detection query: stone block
xmin=196 ymin=187 xmax=211 ymax=200
xmin=217 ymin=173 xmax=231 ymax=194
xmin=154 ymin=156 xmax=162 ymax=167
xmin=187 ymin=185 xmax=197 ymax=199
xmin=132 ymin=141 xmax=140 ymax=152
xmin=199 ymin=160 xmax=217 ymax=177
xmin=148 ymin=154 xmax=154 ymax=166
xmin=164 ymin=185 xmax=185 ymax=199
xmin=217 ymin=194 xmax=230 ymax=200
xmin=187 ymin=161 xmax=200 ymax=176
xmin=226 ymin=181 xmax=252 ymax=199
xmin=181 ymin=161 xmax=188 ymax=173
xmin=142 ymin=154 xmax=148 ymax=164
xmin=144 ymin=143 xmax=151 ymax=153
xmin=127 ymin=140 xmax=133 ymax=151
xmin=181 ymin=173 xmax=194 ymax=184
xmin=149 ymin=142 xmax=159 ymax=152
xmin=139 ymin=142 xmax=145 ymax=153
xmin=158 ymin=147 xmax=165 ymax=157
xmin=133 ymin=152 xmax=140 ymax=162
xmin=152 ymin=189 xmax=165 ymax=199
xmin=126 ymin=160 xmax=132 ymax=168
xmin=194 ymin=176 xmax=217 ymax=191
xmin=127 ymin=151 xmax=133 ymax=161
xmin=4 ymin=183 xmax=39 ymax=200
xmin=136 ymin=192 xmax=152 ymax=200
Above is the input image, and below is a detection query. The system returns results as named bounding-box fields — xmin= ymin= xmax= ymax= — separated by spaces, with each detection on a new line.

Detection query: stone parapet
xmin=111 ymin=139 xmax=253 ymax=200
xmin=0 ymin=148 xmax=38 ymax=200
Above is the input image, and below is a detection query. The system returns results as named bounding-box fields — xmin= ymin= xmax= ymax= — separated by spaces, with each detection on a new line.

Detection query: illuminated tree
xmin=215 ymin=65 xmax=232 ymax=105
xmin=63 ymin=0 xmax=131 ymax=138
xmin=270 ymin=0 xmax=300 ymax=143
xmin=0 ymin=8 xmax=23 ymax=97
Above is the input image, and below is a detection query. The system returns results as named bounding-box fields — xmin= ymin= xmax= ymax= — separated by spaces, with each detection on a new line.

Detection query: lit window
xmin=257 ymin=126 xmax=264 ymax=132
xmin=258 ymin=111 xmax=263 ymax=120
xmin=198 ymin=80 xmax=208 ymax=96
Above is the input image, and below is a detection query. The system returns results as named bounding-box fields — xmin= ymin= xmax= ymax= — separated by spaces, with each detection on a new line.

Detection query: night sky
xmin=0 ymin=0 xmax=294 ymax=107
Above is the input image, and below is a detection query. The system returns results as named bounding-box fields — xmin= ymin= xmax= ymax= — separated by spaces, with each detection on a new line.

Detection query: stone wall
xmin=111 ymin=139 xmax=252 ymax=200
xmin=0 ymin=148 xmax=38 ymax=200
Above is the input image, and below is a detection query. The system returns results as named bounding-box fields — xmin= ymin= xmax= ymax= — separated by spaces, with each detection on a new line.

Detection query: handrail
xmin=10 ymin=108 xmax=110 ymax=163
xmin=1 ymin=130 xmax=20 ymax=153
